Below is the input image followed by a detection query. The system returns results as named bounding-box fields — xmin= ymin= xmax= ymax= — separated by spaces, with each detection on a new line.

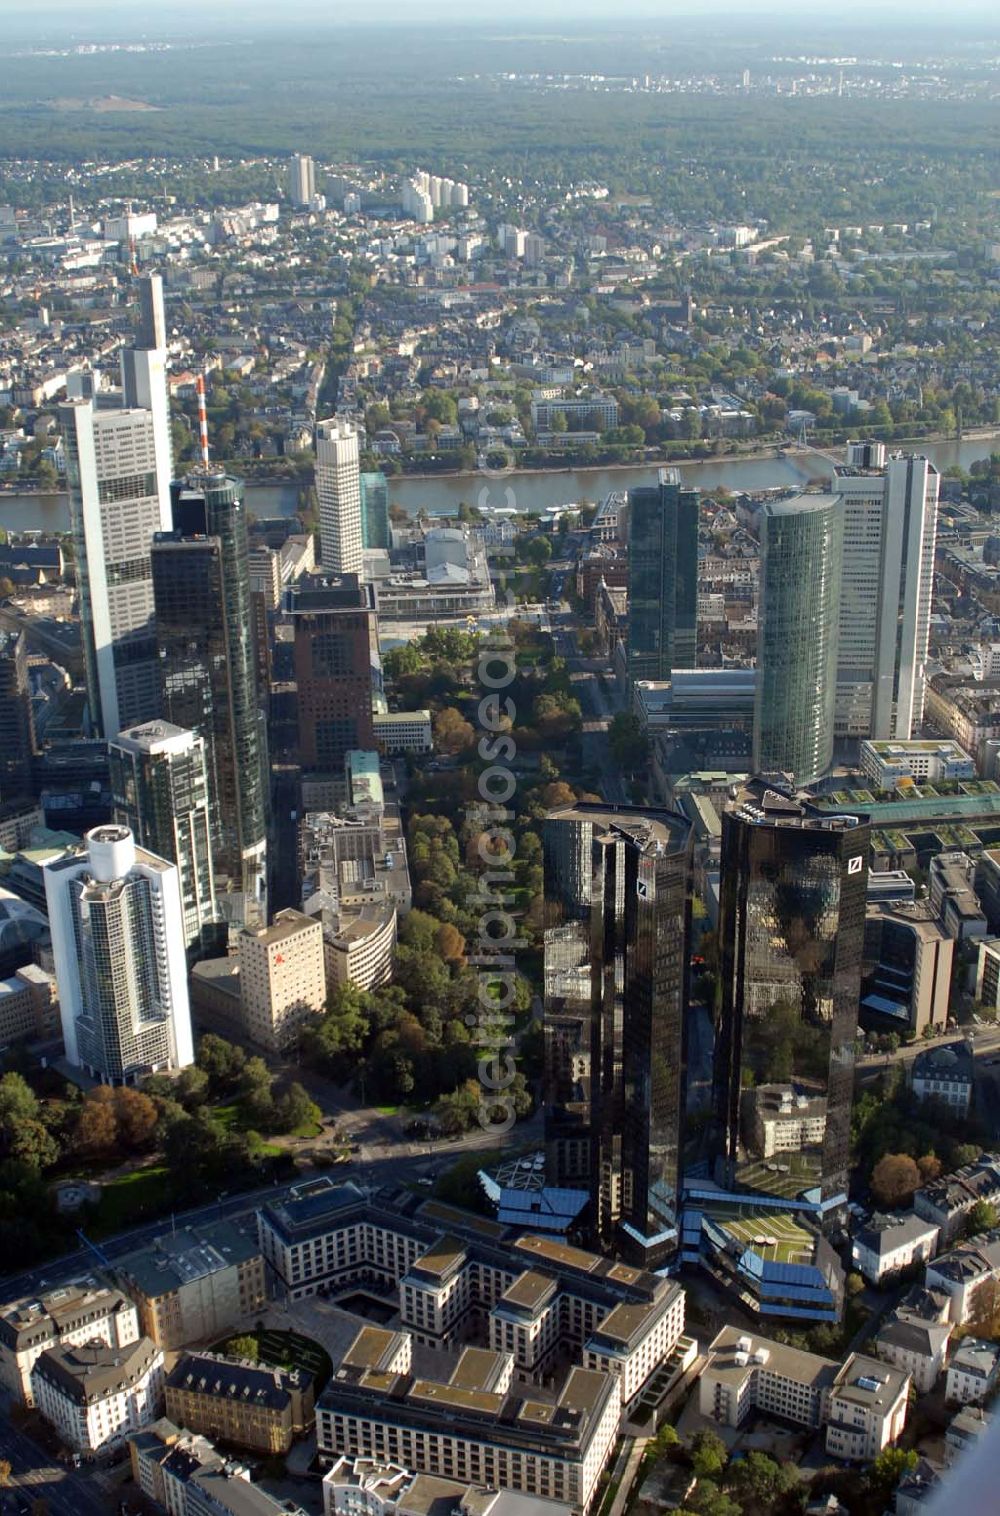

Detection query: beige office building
xmin=238 ymin=908 xmax=326 ymax=1053
xmin=114 ymin=1220 xmax=266 ymax=1351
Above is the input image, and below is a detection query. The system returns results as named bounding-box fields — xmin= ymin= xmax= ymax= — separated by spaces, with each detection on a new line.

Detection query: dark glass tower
xmin=713 ymin=787 xmax=868 ymax=1217
xmin=626 ymin=468 xmax=699 ymax=688
xmin=151 ymin=469 xmax=268 ymax=926
xmin=0 ymin=629 xmax=36 ymax=801
xmin=543 ymin=803 xmax=692 ymax=1268
xmin=288 ymin=575 xmax=378 ymax=781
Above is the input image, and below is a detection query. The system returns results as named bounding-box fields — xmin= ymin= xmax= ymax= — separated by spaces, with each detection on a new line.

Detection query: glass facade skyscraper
xmin=626 ymin=469 xmax=699 ymax=688
xmin=151 ymin=469 xmax=268 ymax=926
xmin=360 ymin=472 xmax=391 ymax=550
xmin=713 ymin=789 xmax=869 ymax=1217
xmin=62 ymin=399 xmax=173 ymax=737
xmin=753 ymin=493 xmax=843 ymax=786
xmin=543 ymin=803 xmax=692 ymax=1268
xmin=109 ymin=721 xmax=217 ymax=960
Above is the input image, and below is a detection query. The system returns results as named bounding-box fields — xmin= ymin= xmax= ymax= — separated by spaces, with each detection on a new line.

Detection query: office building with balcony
xmin=43 ymin=824 xmax=193 ymax=1084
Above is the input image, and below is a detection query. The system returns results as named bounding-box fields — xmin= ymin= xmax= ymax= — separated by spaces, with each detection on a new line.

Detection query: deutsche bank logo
xmin=847 ymin=856 xmax=863 ymax=875
xmin=637 ymin=880 xmax=650 ymax=898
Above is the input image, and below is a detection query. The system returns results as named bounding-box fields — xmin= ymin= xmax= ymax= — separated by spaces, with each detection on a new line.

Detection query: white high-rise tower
xmin=289 ymin=154 xmax=315 ymax=208
xmin=835 ymin=449 xmax=939 ymax=740
xmin=316 ymin=418 xmax=363 ymax=575
xmin=121 ymin=273 xmax=173 ymax=512
xmin=62 ymin=399 xmax=173 ymax=737
xmin=43 ymin=825 xmax=194 ymax=1084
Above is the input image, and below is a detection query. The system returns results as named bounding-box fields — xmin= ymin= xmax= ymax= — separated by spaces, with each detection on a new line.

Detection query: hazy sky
xmin=6 ymin=0 xmax=999 ymax=18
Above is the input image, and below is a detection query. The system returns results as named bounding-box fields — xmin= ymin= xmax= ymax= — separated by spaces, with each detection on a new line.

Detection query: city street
xmin=0 ymin=1411 xmax=108 ymax=1516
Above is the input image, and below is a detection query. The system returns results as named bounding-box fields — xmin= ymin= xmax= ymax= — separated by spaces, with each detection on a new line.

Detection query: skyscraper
xmin=120 ymin=274 xmax=172 ymax=515
xmin=316 ymin=420 xmax=363 ymax=575
xmin=109 ymin=721 xmax=217 ymax=959
xmin=626 ymin=469 xmax=699 ymax=688
xmin=712 ymin=787 xmax=869 ymax=1222
xmin=43 ymin=824 xmax=194 ymax=1084
xmin=0 ymin=629 xmax=36 ymax=801
xmin=835 ymin=450 xmax=939 ymax=740
xmin=359 ymin=472 xmax=391 ymax=551
xmin=543 ymin=803 xmax=692 ymax=1268
xmin=753 ymin=493 xmax=843 ymax=786
xmin=289 ymin=154 xmax=316 ymax=208
xmin=288 ymin=575 xmax=378 ymax=789
xmin=151 ymin=470 xmax=268 ymax=925
xmin=62 ymin=399 xmax=173 ymax=737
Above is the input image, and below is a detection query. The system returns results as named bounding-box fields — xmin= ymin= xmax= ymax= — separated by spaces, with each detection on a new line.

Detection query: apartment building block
xmin=0 ymin=1280 xmax=140 ymax=1407
xmin=31 ymin=1336 xmax=164 ymax=1453
xmin=114 ymin=1220 xmax=266 ymax=1351
xmin=165 ymin=1352 xmax=315 ymax=1454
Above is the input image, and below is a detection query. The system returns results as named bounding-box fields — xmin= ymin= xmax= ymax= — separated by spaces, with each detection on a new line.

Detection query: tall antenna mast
xmin=196 ymin=372 xmax=211 ymax=466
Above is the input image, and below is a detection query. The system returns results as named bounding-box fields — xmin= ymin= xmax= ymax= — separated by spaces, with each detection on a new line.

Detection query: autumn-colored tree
xmin=871 ymin=1153 xmax=921 ymax=1209
xmin=433 ymin=706 xmax=475 ymax=754
xmin=540 ymin=781 xmax=576 ymax=809
xmin=917 ymin=1153 xmax=943 ymax=1183
xmin=436 ymin=922 xmax=466 ymax=964
xmin=76 ymin=1097 xmax=119 ymax=1154
xmin=114 ymin=1088 xmax=159 ymax=1150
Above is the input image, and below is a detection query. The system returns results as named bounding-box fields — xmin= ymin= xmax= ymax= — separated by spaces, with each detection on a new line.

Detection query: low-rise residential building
xmin=129 ymin=1416 xmax=219 ymax=1508
xmin=894 ymin=1459 xmax=942 ymax=1516
xmin=850 ymin=1212 xmax=940 ymax=1286
xmin=823 ymin=1355 xmax=909 ymax=1463
xmin=910 ymin=1042 xmax=975 ymax=1117
xmin=165 ymin=1352 xmax=315 ymax=1454
xmin=924 ymin=1229 xmax=1000 ymax=1323
xmin=31 ymin=1336 xmax=164 ymax=1453
xmin=945 ymin=1338 xmax=1000 ymax=1405
xmin=129 ymin=1416 xmax=307 ymax=1515
xmin=699 ymin=1329 xmax=909 ymax=1462
xmin=699 ymin=1329 xmax=835 ymax=1432
xmin=237 ymin=909 xmax=327 ymax=1054
xmin=114 ymin=1220 xmax=266 ymax=1351
xmin=874 ymin=1315 xmax=952 ymax=1393
xmin=0 ymin=1280 xmax=140 ymax=1407
xmin=916 ymin=1158 xmax=1000 ymax=1245
xmin=945 ymin=1404 xmax=993 ymax=1464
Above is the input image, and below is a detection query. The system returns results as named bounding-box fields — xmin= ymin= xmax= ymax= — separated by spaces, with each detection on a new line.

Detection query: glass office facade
xmin=151 ymin=470 xmax=267 ymax=923
xmin=713 ymin=794 xmax=869 ymax=1216
xmin=753 ymin=494 xmax=843 ymax=787
xmin=626 ymin=469 xmax=699 ymax=687
xmin=543 ymin=804 xmax=692 ymax=1267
